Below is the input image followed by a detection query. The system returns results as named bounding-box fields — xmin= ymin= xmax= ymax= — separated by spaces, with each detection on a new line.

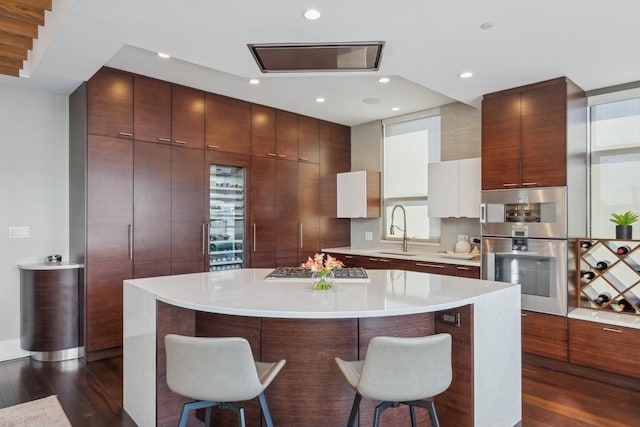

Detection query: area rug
xmin=0 ymin=395 xmax=72 ymax=427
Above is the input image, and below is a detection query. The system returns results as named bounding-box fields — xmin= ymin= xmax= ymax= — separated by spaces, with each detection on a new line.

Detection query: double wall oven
xmin=481 ymin=187 xmax=571 ymax=316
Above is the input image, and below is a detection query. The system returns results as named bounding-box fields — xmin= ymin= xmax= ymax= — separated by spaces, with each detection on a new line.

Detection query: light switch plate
xmin=9 ymin=226 xmax=30 ymax=239
xmin=365 ymin=231 xmax=373 ymax=241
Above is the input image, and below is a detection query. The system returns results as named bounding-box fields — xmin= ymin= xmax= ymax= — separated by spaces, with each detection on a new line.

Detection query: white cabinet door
xmin=336 ymin=171 xmax=380 ymax=218
xmin=428 ymin=158 xmax=480 ymax=218
xmin=458 ymin=158 xmax=481 ymax=218
xmin=428 ymin=161 xmax=458 ymax=217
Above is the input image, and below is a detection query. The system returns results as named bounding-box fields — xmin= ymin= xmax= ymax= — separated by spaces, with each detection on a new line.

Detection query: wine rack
xmin=578 ymin=239 xmax=640 ymax=315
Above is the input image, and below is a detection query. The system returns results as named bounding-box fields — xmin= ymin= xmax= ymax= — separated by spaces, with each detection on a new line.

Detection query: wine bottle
xmin=580 ymin=241 xmax=592 ymax=249
xmin=618 ymin=298 xmax=636 ymax=313
xmin=617 ymin=245 xmax=631 ymax=255
xmin=595 ymin=292 xmax=611 ymax=305
xmin=580 ymin=271 xmax=595 ymax=280
xmin=595 ymin=260 xmax=610 ymax=271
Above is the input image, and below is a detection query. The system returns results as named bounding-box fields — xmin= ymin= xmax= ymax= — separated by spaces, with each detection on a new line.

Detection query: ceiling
xmin=2 ymin=0 xmax=640 ymax=126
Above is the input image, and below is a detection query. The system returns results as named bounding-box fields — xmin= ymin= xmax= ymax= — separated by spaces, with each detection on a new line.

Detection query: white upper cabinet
xmin=337 ymin=171 xmax=380 ymax=218
xmin=428 ymin=158 xmax=481 ymax=218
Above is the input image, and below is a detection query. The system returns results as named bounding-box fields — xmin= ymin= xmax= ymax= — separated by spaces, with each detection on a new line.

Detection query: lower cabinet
xmin=569 ymin=318 xmax=640 ymax=379
xmin=455 ymin=265 xmax=480 ymax=278
xmin=521 ymin=310 xmax=568 ymax=361
xmin=411 ymin=261 xmax=457 ymax=276
xmin=355 ymin=256 xmax=410 ymax=270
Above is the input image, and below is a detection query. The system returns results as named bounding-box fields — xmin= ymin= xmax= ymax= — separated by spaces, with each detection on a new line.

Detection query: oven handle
xmin=480 ymin=203 xmax=486 ymax=224
xmin=494 ymin=251 xmax=541 ymax=256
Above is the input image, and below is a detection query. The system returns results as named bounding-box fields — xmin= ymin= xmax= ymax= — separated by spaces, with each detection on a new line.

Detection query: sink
xmin=377 ymin=251 xmax=419 ymax=257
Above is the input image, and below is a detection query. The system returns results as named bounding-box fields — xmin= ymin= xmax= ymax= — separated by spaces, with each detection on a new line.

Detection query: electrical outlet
xmin=365 ymin=231 xmax=373 ymax=241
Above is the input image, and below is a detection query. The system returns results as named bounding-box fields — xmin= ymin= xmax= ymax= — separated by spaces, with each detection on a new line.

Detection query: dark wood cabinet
xmin=411 ymin=260 xmax=457 ymax=276
xmin=298 ymin=161 xmax=320 ymax=264
xmin=133 ymin=141 xmax=172 ymax=278
xmin=133 ymin=75 xmax=171 ymax=144
xmin=569 ymin=318 xmax=640 ymax=378
xmin=251 ymin=104 xmax=276 ymax=157
xmin=276 ymin=110 xmax=298 ymax=160
xmin=276 ymin=159 xmax=299 ymax=267
xmin=356 ymin=256 xmax=410 ymax=270
xmin=205 ymin=93 xmax=251 ymax=154
xmin=481 ymin=77 xmax=583 ymax=190
xmin=87 ymin=68 xmax=133 ymax=138
xmin=172 ymin=85 xmax=205 ymax=148
xmin=297 ymin=115 xmax=320 ymax=163
xmin=171 ymin=146 xmax=207 ymax=274
xmin=86 ymin=134 xmax=133 ymax=356
xmin=522 ymin=310 xmax=568 ymax=361
xmin=249 ymin=156 xmax=277 ymax=267
xmin=456 ymin=265 xmax=480 ymax=278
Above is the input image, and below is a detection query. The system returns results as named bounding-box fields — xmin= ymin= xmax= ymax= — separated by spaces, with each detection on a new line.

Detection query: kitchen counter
xmin=323 ymin=246 xmax=481 ymax=267
xmin=123 ymin=269 xmax=520 ymax=426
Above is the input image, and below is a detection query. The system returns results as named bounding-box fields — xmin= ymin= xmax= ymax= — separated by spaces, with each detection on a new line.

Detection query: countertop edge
xmin=322 ymin=247 xmax=481 ymax=267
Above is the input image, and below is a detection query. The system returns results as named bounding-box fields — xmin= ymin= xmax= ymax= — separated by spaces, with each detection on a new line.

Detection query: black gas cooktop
xmin=264 ymin=266 xmax=369 ymax=281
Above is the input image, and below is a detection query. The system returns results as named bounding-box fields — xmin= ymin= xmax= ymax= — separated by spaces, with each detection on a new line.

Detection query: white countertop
xmin=323 ymin=246 xmax=481 ymax=267
xmin=124 ymin=268 xmax=512 ymax=319
xmin=18 ymin=261 xmax=83 ymax=270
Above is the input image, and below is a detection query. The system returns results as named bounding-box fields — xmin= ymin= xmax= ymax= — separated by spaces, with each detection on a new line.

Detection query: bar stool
xmin=165 ymin=334 xmax=286 ymax=427
xmin=334 ymin=333 xmax=452 ymax=427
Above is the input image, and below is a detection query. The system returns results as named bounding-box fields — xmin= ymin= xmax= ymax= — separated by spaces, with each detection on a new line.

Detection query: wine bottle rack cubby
xmin=578 ymin=239 xmax=640 ymax=315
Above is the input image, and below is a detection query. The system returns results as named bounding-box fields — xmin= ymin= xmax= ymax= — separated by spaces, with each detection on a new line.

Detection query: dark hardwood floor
xmin=1 ymin=356 xmax=639 ymax=426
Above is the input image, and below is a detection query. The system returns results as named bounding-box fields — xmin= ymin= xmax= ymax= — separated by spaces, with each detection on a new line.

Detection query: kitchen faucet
xmin=389 ymin=205 xmax=408 ymax=252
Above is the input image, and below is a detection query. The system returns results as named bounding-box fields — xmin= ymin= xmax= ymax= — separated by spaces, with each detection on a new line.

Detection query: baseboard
xmin=0 ymin=338 xmax=30 ymax=362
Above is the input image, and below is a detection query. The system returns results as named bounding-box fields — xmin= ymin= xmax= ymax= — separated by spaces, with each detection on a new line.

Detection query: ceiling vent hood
xmin=248 ymin=41 xmax=384 ymax=73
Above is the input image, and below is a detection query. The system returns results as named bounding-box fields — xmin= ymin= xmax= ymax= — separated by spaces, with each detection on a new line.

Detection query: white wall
xmin=0 ymin=84 xmax=69 ymax=361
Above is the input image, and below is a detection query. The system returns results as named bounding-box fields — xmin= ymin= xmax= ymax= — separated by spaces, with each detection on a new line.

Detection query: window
xmin=590 ymin=97 xmax=640 ymax=237
xmin=382 ymin=111 xmax=441 ymax=241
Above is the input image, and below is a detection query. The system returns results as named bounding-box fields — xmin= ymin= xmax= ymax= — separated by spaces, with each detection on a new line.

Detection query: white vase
xmin=454 ymin=237 xmax=471 ymax=254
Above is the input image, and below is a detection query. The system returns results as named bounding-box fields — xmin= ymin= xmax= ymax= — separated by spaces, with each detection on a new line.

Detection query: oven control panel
xmin=512 ymin=238 xmax=528 ymax=251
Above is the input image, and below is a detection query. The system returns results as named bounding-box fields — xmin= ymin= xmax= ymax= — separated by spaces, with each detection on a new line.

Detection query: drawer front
xmin=411 ymin=261 xmax=457 ymax=276
xmin=456 ymin=265 xmax=480 ymax=278
xmin=522 ymin=310 xmax=568 ymax=361
xmin=355 ymin=256 xmax=410 ymax=270
xmin=569 ymin=319 xmax=640 ymax=378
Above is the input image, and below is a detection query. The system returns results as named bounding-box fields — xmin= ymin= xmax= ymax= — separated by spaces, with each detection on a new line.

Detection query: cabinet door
xmin=276 ymin=160 xmax=299 ymax=267
xmin=171 ymin=146 xmax=206 ymax=274
xmin=86 ymin=135 xmax=133 ymax=353
xmin=356 ymin=256 xmax=410 ymax=270
xmin=133 ymin=76 xmax=171 ymax=144
xmin=298 ymin=162 xmax=320 ymax=264
xmin=297 ymin=115 xmax=320 ymax=163
xmin=481 ymin=92 xmax=521 ymax=190
xmin=276 ymin=110 xmax=298 ymax=160
xmin=205 ymin=93 xmax=251 ymax=154
xmin=457 ymin=157 xmax=481 ymax=218
xmin=522 ymin=310 xmax=568 ymax=361
xmin=427 ymin=161 xmax=458 ymax=218
xmin=319 ymin=121 xmax=351 ymax=249
xmin=411 ymin=261 xmax=457 ymax=276
xmin=521 ymin=82 xmax=567 ymax=187
xmin=251 ymin=104 xmax=276 ymax=157
xmin=134 ymin=141 xmax=172 ymax=278
xmin=87 ymin=68 xmax=133 ymax=138
xmin=249 ymin=156 xmax=276 ymax=267
xmin=172 ymin=85 xmax=205 ymax=148
xmin=456 ymin=265 xmax=480 ymax=278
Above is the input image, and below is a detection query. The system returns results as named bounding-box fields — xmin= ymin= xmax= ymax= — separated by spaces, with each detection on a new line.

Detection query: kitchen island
xmin=123 ymin=269 xmax=521 ymax=427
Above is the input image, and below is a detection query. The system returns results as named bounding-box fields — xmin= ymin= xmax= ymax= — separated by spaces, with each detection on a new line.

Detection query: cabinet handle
xmin=299 ymin=223 xmax=303 ymax=249
xmin=602 ymin=327 xmax=623 ymax=334
xmin=521 ymin=312 xmax=528 ymax=317
xmin=252 ymin=223 xmax=257 ymax=252
xmin=174 ymin=140 xmax=188 ymax=145
xmin=376 ymin=259 xmax=390 ymax=263
xmin=502 ymin=183 xmax=519 ymax=187
xmin=207 ymin=144 xmax=219 ymax=150
xmin=277 ymin=154 xmax=287 ymax=158
xmin=158 ymin=137 xmax=171 ymax=142
xmin=415 ymin=262 xmax=444 ymax=268
xmin=457 ymin=266 xmax=470 ymax=270
xmin=202 ymin=223 xmax=208 ymax=255
xmin=128 ymin=224 xmax=133 ymax=260
xmin=345 ymin=255 xmax=355 ymax=259
xmin=118 ymin=132 xmax=133 ymax=139
xmin=299 ymin=157 xmax=309 ymax=162
xmin=267 ymin=153 xmax=277 ymax=157
xmin=367 ymin=257 xmax=379 ymax=262
xmin=522 ymin=182 xmax=538 ymax=186
xmin=480 ymin=203 xmax=486 ymax=224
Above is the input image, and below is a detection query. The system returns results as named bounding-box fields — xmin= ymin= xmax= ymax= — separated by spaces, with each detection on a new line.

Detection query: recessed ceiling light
xmin=157 ymin=52 xmax=170 ymax=59
xmin=378 ymin=77 xmax=390 ymax=83
xmin=303 ymin=9 xmax=321 ymax=20
xmin=248 ymin=78 xmax=260 ymax=85
xmin=480 ymin=22 xmax=494 ymax=30
xmin=391 ymin=107 xmax=400 ymax=111
xmin=459 ymin=71 xmax=473 ymax=79
xmin=315 ymin=97 xmax=325 ymax=103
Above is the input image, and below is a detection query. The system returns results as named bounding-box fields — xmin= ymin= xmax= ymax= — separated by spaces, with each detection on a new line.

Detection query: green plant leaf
xmin=609 ymin=211 xmax=640 ymax=225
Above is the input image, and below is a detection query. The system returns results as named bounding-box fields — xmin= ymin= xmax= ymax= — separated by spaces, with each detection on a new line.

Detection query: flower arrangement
xmin=303 ymin=253 xmax=344 ymax=290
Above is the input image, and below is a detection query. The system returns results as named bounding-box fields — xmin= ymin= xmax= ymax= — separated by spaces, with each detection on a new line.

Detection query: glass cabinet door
xmin=209 ymin=165 xmax=245 ymax=271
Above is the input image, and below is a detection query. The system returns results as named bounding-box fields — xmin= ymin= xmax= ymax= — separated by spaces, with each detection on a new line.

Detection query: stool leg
xmin=258 ymin=392 xmax=274 ymax=427
xmin=178 ymin=405 xmax=190 ymax=427
xmin=205 ymin=407 xmax=212 ymax=426
xmin=373 ymin=401 xmax=393 ymax=427
xmin=347 ymin=394 xmax=362 ymax=427
xmin=426 ymin=401 xmax=440 ymax=427
xmin=409 ymin=405 xmax=417 ymax=427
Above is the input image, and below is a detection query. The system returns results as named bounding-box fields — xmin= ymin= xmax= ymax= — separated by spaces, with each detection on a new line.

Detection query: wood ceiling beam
xmin=0 ymin=55 xmax=23 ymax=69
xmin=15 ymin=0 xmax=52 ymax=12
xmin=0 ymin=64 xmax=20 ymax=77
xmin=0 ymin=1 xmax=46 ymax=26
xmin=0 ymin=15 xmax=39 ymax=38
xmin=0 ymin=42 xmax=28 ymax=60
xmin=0 ymin=30 xmax=32 ymax=50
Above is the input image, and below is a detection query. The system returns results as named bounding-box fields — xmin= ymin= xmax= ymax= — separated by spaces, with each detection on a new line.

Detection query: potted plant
xmin=610 ymin=211 xmax=639 ymax=239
